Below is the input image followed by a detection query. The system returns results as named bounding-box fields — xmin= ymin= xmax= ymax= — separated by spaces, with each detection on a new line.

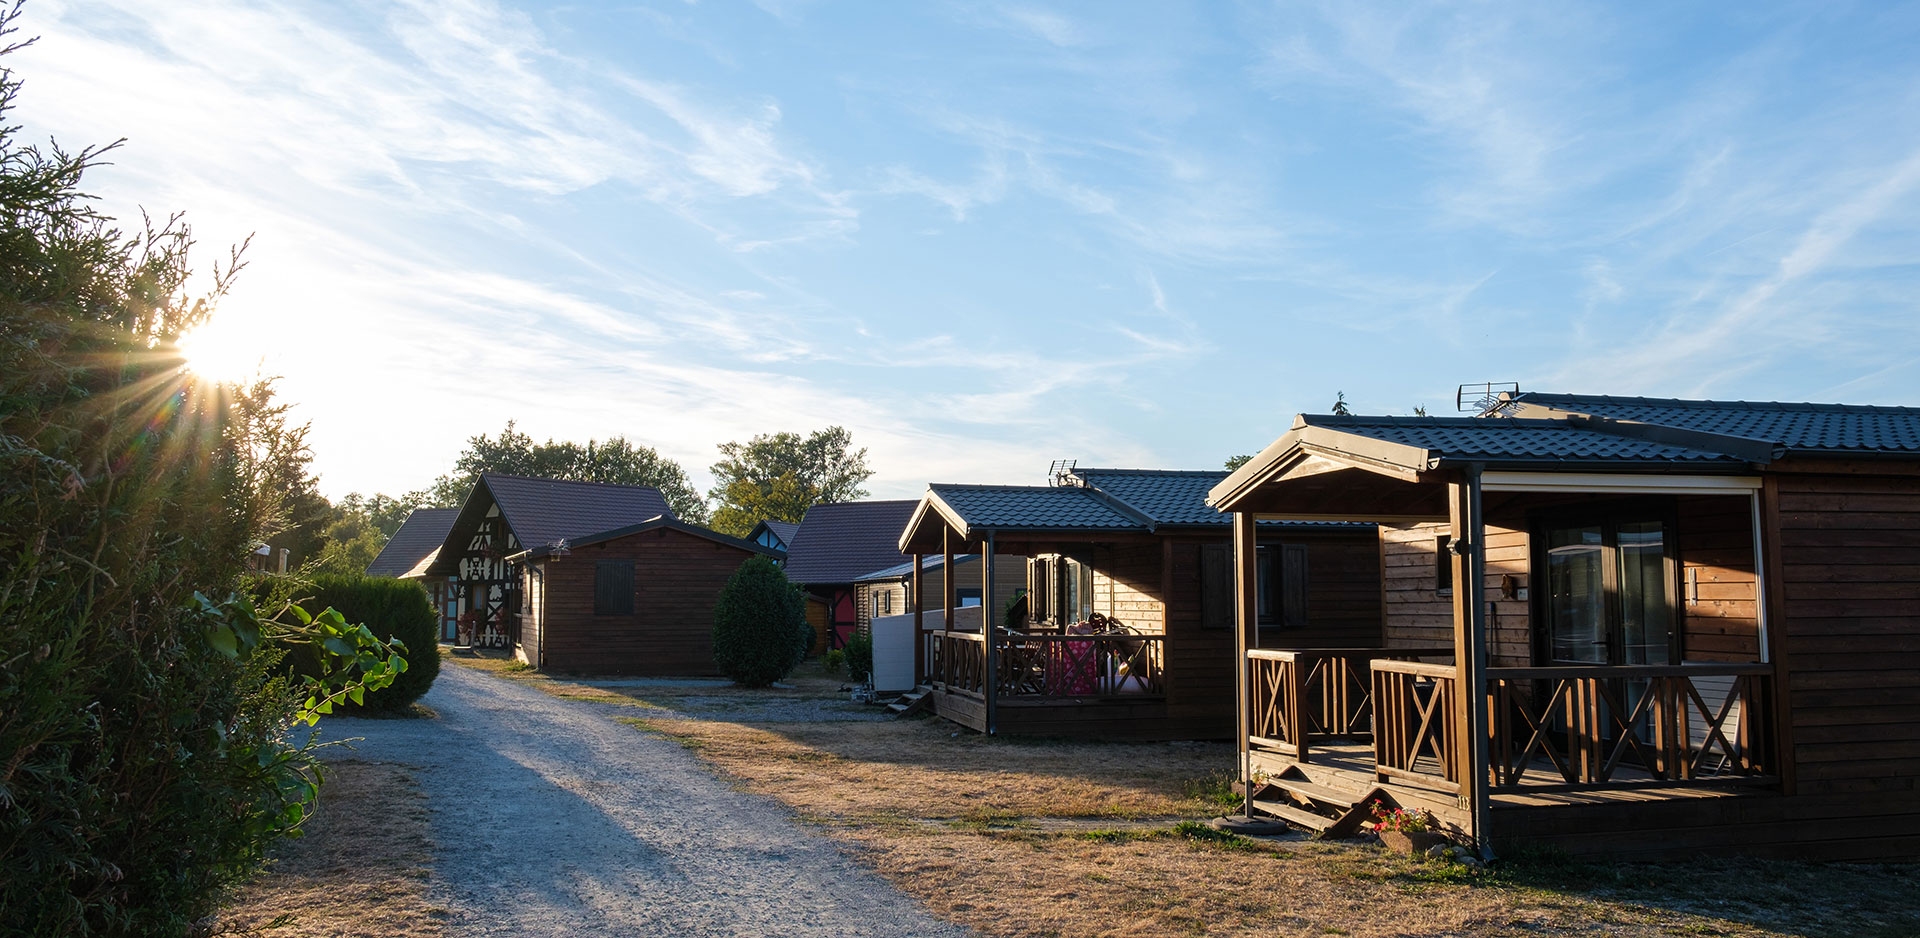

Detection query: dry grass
xmin=222 ymin=761 xmax=441 ymax=937
xmin=645 ymin=714 xmax=1920 ymax=938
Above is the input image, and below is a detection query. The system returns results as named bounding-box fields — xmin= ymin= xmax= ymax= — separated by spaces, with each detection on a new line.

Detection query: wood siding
xmin=527 ymin=527 xmax=760 ymax=675
xmin=859 ymin=554 xmax=1026 ymax=632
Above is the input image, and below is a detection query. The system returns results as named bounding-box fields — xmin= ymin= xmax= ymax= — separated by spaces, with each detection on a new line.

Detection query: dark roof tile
xmin=1512 ymin=392 xmax=1920 ymax=455
xmin=782 ymin=500 xmax=919 ymax=586
xmin=366 ymin=508 xmax=459 ymax=577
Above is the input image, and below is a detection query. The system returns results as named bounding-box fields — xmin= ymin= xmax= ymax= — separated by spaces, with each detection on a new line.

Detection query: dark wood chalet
xmin=898 ymin=468 xmax=1381 ymax=740
xmin=413 ymin=473 xmax=727 ymax=668
xmin=1207 ymin=393 xmax=1920 ymax=860
xmin=783 ymin=500 xmax=919 ymax=652
xmin=366 ymin=507 xmax=460 ymax=641
xmin=506 ymin=518 xmax=779 ymax=673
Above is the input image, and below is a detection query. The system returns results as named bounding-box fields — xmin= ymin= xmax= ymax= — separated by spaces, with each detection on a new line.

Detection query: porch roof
xmin=1209 ymin=414 xmax=1760 ymax=515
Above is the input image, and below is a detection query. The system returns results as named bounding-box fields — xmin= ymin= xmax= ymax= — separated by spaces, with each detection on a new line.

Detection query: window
xmin=877 ymin=588 xmax=893 ymax=616
xmin=594 ymin=561 xmax=634 ymax=615
xmin=956 ymin=587 xmax=983 ymax=608
xmin=1435 ymin=534 xmax=1453 ymax=594
xmin=1534 ymin=507 xmax=1676 ymax=666
xmin=1203 ymin=542 xmax=1308 ymax=628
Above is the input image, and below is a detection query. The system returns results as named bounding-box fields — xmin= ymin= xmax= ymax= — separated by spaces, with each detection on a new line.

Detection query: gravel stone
xmin=322 ymin=665 xmax=972 ymax=937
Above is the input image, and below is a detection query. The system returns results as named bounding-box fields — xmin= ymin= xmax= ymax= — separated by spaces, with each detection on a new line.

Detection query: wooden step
xmin=1249 ymin=797 xmax=1335 ymax=832
xmin=887 ymin=688 xmax=933 ymax=716
xmin=1267 ymin=777 xmax=1363 ymax=810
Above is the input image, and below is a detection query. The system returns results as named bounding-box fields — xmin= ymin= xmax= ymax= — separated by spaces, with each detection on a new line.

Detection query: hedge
xmin=285 ymin=575 xmax=441 ymax=711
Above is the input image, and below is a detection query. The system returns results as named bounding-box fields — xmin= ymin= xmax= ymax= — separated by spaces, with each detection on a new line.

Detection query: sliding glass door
xmin=1536 ymin=506 xmax=1678 ymax=667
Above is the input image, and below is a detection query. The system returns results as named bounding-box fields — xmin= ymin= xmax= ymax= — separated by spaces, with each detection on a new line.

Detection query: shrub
xmin=284 ymin=575 xmax=440 ymax=711
xmin=844 ymin=628 xmax=874 ymax=684
xmin=711 ymin=556 xmax=809 ymax=687
xmin=822 ymin=648 xmax=846 ymax=675
xmin=0 ymin=18 xmax=406 ymax=933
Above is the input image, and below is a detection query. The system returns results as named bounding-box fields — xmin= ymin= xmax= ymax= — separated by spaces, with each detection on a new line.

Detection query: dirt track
xmin=323 ymin=665 xmax=970 ymax=937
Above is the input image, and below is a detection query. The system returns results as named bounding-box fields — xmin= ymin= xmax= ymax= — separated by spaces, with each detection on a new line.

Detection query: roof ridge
xmin=1070 ymin=467 xmax=1229 ymax=477
xmin=479 ymin=471 xmax=669 ymax=492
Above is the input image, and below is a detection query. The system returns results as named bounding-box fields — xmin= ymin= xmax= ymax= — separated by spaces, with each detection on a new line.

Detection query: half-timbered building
xmin=898 ymin=467 xmax=1382 ymax=740
xmin=1208 ymin=393 xmax=1920 ymax=859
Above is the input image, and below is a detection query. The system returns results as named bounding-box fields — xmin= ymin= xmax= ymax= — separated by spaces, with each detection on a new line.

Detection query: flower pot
xmin=1378 ymin=830 xmax=1448 ymax=855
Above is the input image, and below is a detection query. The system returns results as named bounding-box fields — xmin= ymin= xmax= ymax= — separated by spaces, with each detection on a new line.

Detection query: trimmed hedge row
xmin=284 ymin=575 xmax=441 ymax=711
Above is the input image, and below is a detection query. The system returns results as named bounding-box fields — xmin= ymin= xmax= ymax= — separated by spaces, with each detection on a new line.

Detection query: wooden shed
xmin=898 ymin=468 xmax=1382 ymax=740
xmin=1208 ymin=393 xmax=1920 ymax=860
xmin=507 ymin=518 xmax=780 ymax=674
xmin=783 ymin=500 xmax=920 ymax=652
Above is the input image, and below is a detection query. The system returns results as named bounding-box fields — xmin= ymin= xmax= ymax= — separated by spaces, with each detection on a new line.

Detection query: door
xmin=1536 ymin=507 xmax=1677 ymax=667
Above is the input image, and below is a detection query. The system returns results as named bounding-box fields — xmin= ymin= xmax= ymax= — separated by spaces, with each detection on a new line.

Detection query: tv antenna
xmin=1048 ymin=459 xmax=1078 ymax=487
xmin=1458 ymin=382 xmax=1521 ymax=416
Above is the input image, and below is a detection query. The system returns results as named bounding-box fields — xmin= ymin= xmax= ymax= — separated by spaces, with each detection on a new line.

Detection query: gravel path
xmin=322 ymin=665 xmax=971 ymax=937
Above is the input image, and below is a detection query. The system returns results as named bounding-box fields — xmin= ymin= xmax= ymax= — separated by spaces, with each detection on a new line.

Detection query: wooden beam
xmin=983 ymin=531 xmax=998 ymax=736
xmin=1759 ymin=476 xmax=1797 ymax=795
xmin=912 ymin=552 xmax=925 ymax=684
xmin=1233 ymin=512 xmax=1258 ymax=816
xmin=943 ymin=527 xmax=957 ymax=629
xmin=1448 ymin=467 xmax=1491 ymax=855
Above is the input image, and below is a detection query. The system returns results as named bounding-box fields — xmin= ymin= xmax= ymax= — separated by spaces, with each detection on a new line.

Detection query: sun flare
xmin=175 ymin=319 xmax=267 ymax=384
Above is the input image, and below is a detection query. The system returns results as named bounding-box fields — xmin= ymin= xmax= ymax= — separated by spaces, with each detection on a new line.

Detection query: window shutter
xmin=595 ymin=561 xmax=634 ymax=615
xmin=1282 ymin=544 xmax=1310 ymax=629
xmin=1200 ymin=543 xmax=1231 ymax=630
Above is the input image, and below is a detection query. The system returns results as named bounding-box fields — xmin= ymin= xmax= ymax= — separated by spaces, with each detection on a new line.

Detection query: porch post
xmin=982 ymin=531 xmax=998 ymax=736
xmin=943 ymin=528 xmax=956 ymax=626
xmin=1448 ymin=465 xmax=1492 ymax=855
xmin=1233 ymin=512 xmax=1259 ymax=817
xmin=913 ymin=552 xmax=926 ymax=683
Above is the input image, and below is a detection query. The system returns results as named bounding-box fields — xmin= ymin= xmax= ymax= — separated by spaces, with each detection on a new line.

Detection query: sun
xmin=175 ymin=318 xmax=267 ymax=384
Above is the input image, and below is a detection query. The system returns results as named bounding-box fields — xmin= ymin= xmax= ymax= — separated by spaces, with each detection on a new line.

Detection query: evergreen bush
xmin=844 ymin=628 xmax=874 ymax=684
xmin=0 ymin=15 xmax=407 ymax=933
xmin=711 ymin=556 xmax=808 ymax=687
xmin=284 ymin=575 xmax=440 ymax=710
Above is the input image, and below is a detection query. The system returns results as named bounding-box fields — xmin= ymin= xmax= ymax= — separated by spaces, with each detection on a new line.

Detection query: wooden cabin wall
xmin=536 ymin=529 xmax=757 ymax=674
xmin=1770 ymin=469 xmax=1920 ymax=858
xmin=1381 ymin=521 xmax=1530 ymax=665
xmin=1677 ymin=496 xmax=1761 ymax=662
xmin=1093 ymin=541 xmax=1169 ymax=633
xmin=516 ymin=563 xmax=545 ymax=668
xmin=1284 ymin=531 xmax=1393 ymax=648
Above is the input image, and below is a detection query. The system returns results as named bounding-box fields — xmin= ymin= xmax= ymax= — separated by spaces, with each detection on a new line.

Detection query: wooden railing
xmin=1487 ymin=664 xmax=1774 ymax=792
xmin=930 ymin=630 xmax=986 ymax=697
xmin=998 ymin=633 xmax=1167 ymax=698
xmin=1371 ymin=659 xmax=1462 ymax=794
xmin=1246 ymin=647 xmax=1452 ymax=763
xmin=927 ymin=630 xmax=1168 ymax=700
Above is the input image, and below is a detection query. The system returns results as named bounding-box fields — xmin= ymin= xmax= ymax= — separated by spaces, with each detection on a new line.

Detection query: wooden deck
xmin=1250 ymin=741 xmax=1774 ymax=853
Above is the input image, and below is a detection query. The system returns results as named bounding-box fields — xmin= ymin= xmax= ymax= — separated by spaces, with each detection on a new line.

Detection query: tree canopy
xmin=706 ymin=426 xmax=874 ymax=537
xmin=413 ymin=420 xmax=708 ymax=522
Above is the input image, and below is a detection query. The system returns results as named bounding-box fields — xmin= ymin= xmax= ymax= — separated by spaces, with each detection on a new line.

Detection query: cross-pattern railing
xmin=1371 ymin=659 xmax=1462 ymax=794
xmin=998 ymin=633 xmax=1167 ymax=698
xmin=1487 ymin=664 xmax=1774 ymax=792
xmin=931 ymin=630 xmax=986 ymax=697
xmin=1246 ymin=647 xmax=1452 ymax=763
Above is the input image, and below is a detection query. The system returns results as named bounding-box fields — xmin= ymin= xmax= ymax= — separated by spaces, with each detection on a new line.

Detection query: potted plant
xmin=1367 ymin=800 xmax=1447 ymax=855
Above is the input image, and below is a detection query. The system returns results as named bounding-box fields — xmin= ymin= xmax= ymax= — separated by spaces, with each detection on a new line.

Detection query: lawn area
xmin=224 ymin=760 xmax=442 ymax=937
xmin=451 ymin=651 xmax=1920 ymax=938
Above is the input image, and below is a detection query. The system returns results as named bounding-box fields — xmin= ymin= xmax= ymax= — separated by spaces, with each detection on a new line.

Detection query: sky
xmin=19 ymin=0 xmax=1920 ymax=501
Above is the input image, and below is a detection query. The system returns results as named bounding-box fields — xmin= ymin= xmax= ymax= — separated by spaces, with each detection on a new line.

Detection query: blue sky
xmin=23 ymin=1 xmax=1920 ymax=500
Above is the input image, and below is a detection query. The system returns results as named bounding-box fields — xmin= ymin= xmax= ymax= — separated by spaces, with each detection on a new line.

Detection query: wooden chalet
xmin=411 ymin=473 xmax=773 ymax=673
xmin=898 ymin=468 xmax=1382 ymax=740
xmin=783 ymin=500 xmax=919 ymax=652
xmin=365 ymin=507 xmax=460 ymax=641
xmin=1207 ymin=393 xmax=1920 ymax=860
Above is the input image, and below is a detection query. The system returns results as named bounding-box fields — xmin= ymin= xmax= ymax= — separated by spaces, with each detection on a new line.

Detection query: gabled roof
xmin=930 ymin=483 xmax=1145 ymax=532
xmin=365 ymin=508 xmax=459 ymax=577
xmin=781 ymin=500 xmax=919 ymax=586
xmin=748 ymin=519 xmax=800 ymax=550
xmin=1209 ymin=412 xmax=1762 ymax=512
xmin=1504 ymin=392 xmax=1920 ymax=457
xmin=424 ymin=473 xmax=676 ymax=576
xmin=508 ymin=516 xmax=780 ymax=562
